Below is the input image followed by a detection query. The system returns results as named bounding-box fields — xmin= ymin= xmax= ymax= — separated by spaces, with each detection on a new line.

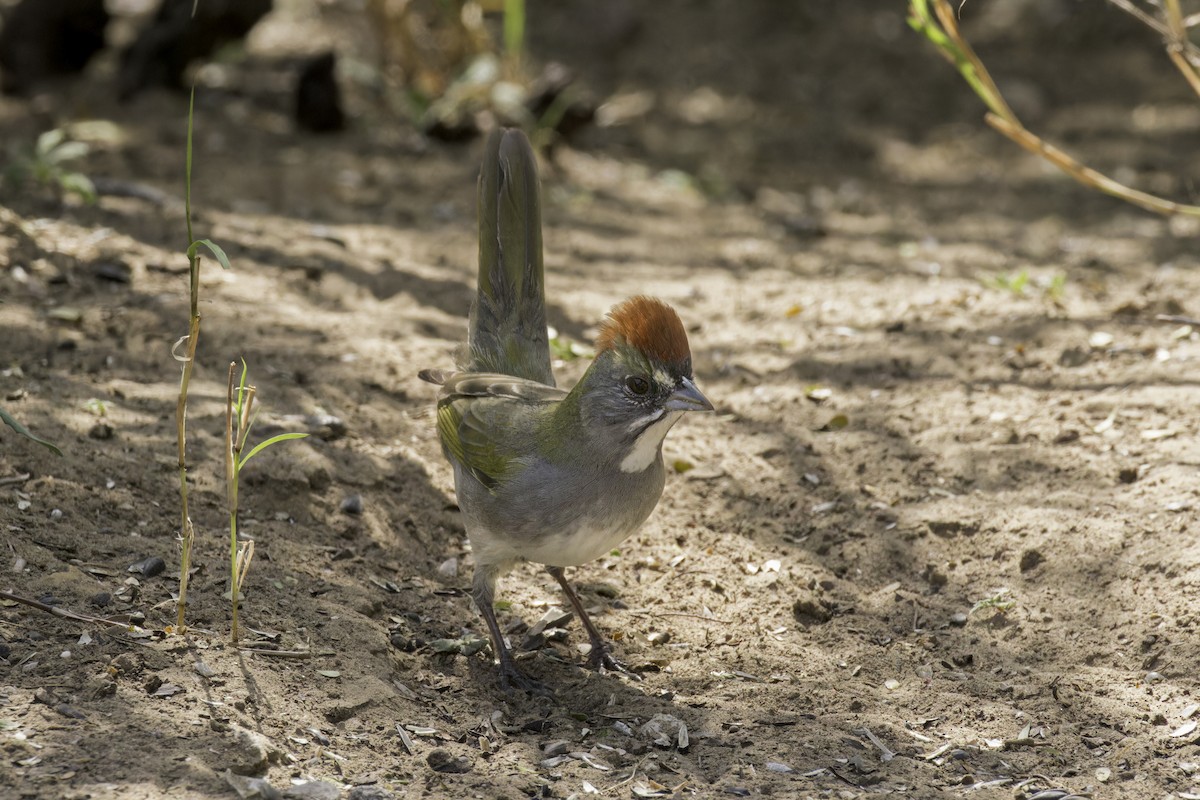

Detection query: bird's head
xmin=570 ymin=296 xmax=712 ymax=471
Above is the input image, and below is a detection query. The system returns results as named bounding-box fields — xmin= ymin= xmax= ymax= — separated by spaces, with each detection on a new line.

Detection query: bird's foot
xmin=497 ymin=656 xmax=553 ymax=696
xmin=584 ymin=646 xmax=642 ymax=681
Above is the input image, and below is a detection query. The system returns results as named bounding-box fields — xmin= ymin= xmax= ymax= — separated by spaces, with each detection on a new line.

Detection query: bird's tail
xmin=466 ymin=128 xmax=554 ymax=387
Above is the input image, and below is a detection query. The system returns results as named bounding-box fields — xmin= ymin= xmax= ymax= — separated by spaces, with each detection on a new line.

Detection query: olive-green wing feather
xmin=468 ymin=128 xmax=554 ymax=387
xmin=434 ymin=373 xmax=566 ymax=490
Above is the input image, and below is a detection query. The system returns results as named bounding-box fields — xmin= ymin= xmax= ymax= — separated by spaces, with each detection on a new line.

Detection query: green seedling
xmin=173 ymin=87 xmax=231 ymax=634
xmin=6 ymin=128 xmax=96 ymax=203
xmin=225 ymin=360 xmax=308 ymax=643
xmin=988 ymin=269 xmax=1030 ymax=296
xmin=970 ymin=588 xmax=1016 ymax=616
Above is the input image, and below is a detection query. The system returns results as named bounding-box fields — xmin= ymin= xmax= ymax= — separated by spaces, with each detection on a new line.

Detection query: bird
xmin=419 ymin=128 xmax=712 ymax=693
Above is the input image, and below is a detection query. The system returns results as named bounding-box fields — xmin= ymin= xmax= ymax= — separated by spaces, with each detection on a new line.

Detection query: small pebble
xmin=128 ymin=556 xmax=166 ymax=578
xmin=542 ymin=740 xmax=570 ymax=757
xmin=426 ymin=748 xmax=472 ymax=774
xmin=340 ymin=494 xmax=363 ymax=515
xmin=88 ymin=422 xmax=115 ymax=440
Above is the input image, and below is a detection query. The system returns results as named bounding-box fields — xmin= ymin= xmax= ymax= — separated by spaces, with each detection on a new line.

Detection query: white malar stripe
xmin=625 ymin=408 xmax=664 ymax=434
xmin=620 ymin=411 xmax=684 ymax=473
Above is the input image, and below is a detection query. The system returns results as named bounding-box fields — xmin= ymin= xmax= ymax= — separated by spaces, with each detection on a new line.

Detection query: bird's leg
xmin=546 ymin=566 xmax=641 ymax=680
xmin=473 ymin=565 xmax=549 ymax=695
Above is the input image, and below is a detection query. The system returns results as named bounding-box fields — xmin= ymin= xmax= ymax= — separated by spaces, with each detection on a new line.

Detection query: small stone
xmin=542 ymin=740 xmax=570 ymax=757
xmin=88 ymin=422 xmax=114 ymax=440
xmin=426 ymin=748 xmax=472 ymax=773
xmin=792 ymin=598 xmax=830 ymax=626
xmin=88 ymin=592 xmax=111 ymax=607
xmin=340 ymin=494 xmax=363 ymax=515
xmin=85 ymin=673 xmax=116 ymax=699
xmin=92 ymin=260 xmax=131 ymax=283
xmin=128 ymin=556 xmax=165 ymax=578
xmin=282 ymin=780 xmax=341 ymax=800
xmin=1019 ymin=549 xmax=1045 ymax=573
xmin=347 ymin=788 xmax=397 ymax=800
xmin=55 ymin=703 xmax=86 ymax=719
xmin=1058 ymin=346 xmax=1090 ymax=368
xmin=949 ymin=612 xmax=968 ymax=627
xmin=224 ymin=770 xmax=282 ymax=800
xmin=1052 ymin=429 xmax=1080 ymax=445
xmin=228 ymin=725 xmax=276 ymax=776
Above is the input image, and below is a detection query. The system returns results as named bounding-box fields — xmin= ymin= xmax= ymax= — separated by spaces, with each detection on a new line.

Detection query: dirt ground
xmin=3 ymin=2 xmax=1200 ymax=798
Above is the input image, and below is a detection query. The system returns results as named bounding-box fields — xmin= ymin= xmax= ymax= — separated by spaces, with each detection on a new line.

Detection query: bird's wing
xmin=435 ymin=373 xmax=566 ymax=490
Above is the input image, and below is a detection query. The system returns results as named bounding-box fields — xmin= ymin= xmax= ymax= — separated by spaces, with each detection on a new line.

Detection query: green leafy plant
xmin=224 ymin=360 xmax=307 ymax=643
xmin=172 ymin=87 xmax=231 ymax=634
xmin=988 ymin=269 xmax=1030 ymax=296
xmin=7 ymin=128 xmax=96 ymax=202
xmin=970 ymin=588 xmax=1016 ymax=616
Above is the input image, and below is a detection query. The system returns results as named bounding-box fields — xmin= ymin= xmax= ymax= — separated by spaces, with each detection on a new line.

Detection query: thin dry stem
xmin=986 ymin=114 xmax=1200 ymax=215
xmin=225 ymin=362 xmax=240 ymax=643
xmin=174 ymin=312 xmax=201 ymax=632
xmin=921 ymin=0 xmax=1200 ymax=219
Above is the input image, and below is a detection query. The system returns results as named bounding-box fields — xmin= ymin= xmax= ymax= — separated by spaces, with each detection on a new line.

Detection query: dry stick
xmin=0 ymin=472 xmax=31 ymax=487
xmin=1156 ymin=313 xmax=1200 ymax=325
xmin=0 ymin=590 xmax=144 ymax=630
xmin=925 ymin=0 xmax=1200 ymax=219
xmin=985 ymin=114 xmax=1200 ymax=216
xmin=225 ymin=363 xmax=241 ymax=643
xmin=1163 ymin=0 xmax=1200 ymax=96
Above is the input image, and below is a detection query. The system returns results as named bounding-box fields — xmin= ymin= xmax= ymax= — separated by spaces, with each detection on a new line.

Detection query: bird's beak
xmin=666 ymin=377 xmax=714 ymax=412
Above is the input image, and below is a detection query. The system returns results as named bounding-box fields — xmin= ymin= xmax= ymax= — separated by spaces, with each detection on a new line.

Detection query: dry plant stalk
xmin=225 ymin=362 xmax=254 ymax=643
xmin=909 ymin=0 xmax=1200 ymax=218
xmin=172 ymin=313 xmax=199 ymax=632
xmin=223 ymin=361 xmax=306 ymax=643
xmin=173 ymin=87 xmax=231 ymax=633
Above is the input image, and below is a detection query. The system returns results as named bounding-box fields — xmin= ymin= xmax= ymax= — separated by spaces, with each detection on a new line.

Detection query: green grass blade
xmin=186 ymin=238 xmax=232 ymax=270
xmin=185 ymin=85 xmax=195 ymax=247
xmin=504 ymin=0 xmax=525 ymax=61
xmin=0 ymin=406 xmax=63 ymax=456
xmin=239 ymin=433 xmax=309 ymax=470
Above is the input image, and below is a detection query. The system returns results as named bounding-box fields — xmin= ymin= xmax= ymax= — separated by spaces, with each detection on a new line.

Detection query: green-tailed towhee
xmin=420 ymin=128 xmax=712 ymax=693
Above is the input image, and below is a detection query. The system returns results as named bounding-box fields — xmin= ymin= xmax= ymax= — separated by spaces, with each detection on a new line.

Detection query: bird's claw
xmin=586 ymin=647 xmax=642 ymax=681
xmin=497 ymin=658 xmax=553 ymax=696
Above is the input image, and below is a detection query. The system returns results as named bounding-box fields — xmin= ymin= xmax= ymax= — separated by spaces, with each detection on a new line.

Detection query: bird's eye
xmin=625 ymin=376 xmax=651 ymax=396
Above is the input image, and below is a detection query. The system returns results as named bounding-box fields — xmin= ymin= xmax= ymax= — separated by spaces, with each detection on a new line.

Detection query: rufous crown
xmin=595 ymin=296 xmax=691 ymax=366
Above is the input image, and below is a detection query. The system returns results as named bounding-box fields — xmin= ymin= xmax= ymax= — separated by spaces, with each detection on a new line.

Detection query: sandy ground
xmin=3 ymin=2 xmax=1200 ymax=798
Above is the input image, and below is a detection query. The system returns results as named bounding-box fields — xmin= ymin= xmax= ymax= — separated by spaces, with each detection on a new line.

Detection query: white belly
xmin=519 ymin=516 xmax=640 ymax=567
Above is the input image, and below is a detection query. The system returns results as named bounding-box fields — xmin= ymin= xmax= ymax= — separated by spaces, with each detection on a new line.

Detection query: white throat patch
xmin=619 ymin=410 xmax=684 ymax=473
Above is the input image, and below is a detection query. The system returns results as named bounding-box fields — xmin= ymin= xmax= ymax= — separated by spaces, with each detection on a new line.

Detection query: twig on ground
xmin=0 ymin=590 xmax=144 ymax=630
xmin=0 ymin=472 xmax=32 ymax=487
